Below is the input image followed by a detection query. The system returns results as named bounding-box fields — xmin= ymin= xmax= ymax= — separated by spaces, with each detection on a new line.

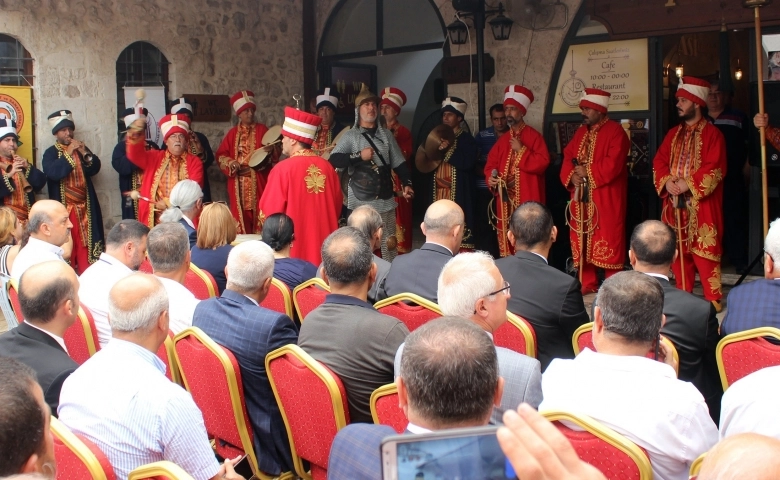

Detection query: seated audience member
xmin=719 ymin=365 xmax=780 ymax=440
xmin=298 ymin=227 xmax=409 ymax=423
xmin=698 ymin=433 xmax=780 ymax=480
xmin=159 ymin=179 xmax=203 ymax=248
xmin=381 ymin=199 xmax=464 ymax=303
xmin=0 ymin=261 xmax=79 ymax=412
xmin=78 ymin=220 xmax=150 ymax=347
xmin=394 ymin=251 xmax=542 ymax=423
xmin=58 ymin=274 xmax=245 ymax=480
xmin=540 ymin=271 xmax=718 ymax=480
xmin=720 ymin=217 xmax=780 ymax=336
xmin=194 ymin=240 xmax=298 ymax=475
xmin=0 ymin=357 xmax=56 ymax=478
xmin=11 ymin=199 xmax=72 ymax=280
xmin=498 ymin=404 xmax=607 ymax=480
xmin=329 ymin=317 xmax=504 ymax=480
xmin=495 ymin=202 xmax=589 ymax=371
xmin=191 ymin=202 xmax=236 ymax=294
xmin=629 ymin=220 xmax=722 ymax=420
xmin=0 ymin=206 xmax=24 ymax=275
xmin=146 ymin=222 xmax=199 ymax=334
xmin=262 ymin=213 xmax=317 ymax=291
xmin=347 ymin=205 xmax=390 ymax=303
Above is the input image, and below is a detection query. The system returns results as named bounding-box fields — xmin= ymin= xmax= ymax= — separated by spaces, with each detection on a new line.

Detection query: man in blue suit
xmin=721 ymin=218 xmax=780 ymax=336
xmin=193 ymin=240 xmax=298 ymax=476
xmin=327 ymin=318 xmax=504 ymax=479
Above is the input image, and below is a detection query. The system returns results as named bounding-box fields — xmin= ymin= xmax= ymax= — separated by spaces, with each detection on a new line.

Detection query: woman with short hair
xmin=190 ymin=202 xmax=236 ymax=294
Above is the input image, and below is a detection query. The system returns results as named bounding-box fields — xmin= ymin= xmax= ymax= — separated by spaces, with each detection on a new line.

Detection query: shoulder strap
xmin=361 ymin=131 xmax=388 ymax=167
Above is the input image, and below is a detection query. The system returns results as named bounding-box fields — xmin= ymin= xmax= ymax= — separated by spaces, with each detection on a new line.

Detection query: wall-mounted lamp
xmin=663 ymin=63 xmax=671 ymax=77
xmin=735 ymin=58 xmax=743 ymax=80
xmin=675 ymin=63 xmax=684 ymax=78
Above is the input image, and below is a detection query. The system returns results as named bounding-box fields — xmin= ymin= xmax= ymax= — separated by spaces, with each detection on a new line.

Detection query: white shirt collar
xmin=244 ymin=294 xmax=259 ymax=306
xmin=425 ymin=241 xmax=453 ymax=255
xmin=529 ymin=251 xmax=548 ymax=264
xmin=24 ymin=321 xmax=68 ymax=353
xmin=181 ymin=215 xmax=195 ymax=229
xmin=406 ymin=422 xmax=432 ymax=434
xmin=644 ymin=272 xmax=670 ymax=282
xmin=98 ymin=252 xmax=132 ymax=272
xmin=27 ymin=236 xmax=65 ymax=258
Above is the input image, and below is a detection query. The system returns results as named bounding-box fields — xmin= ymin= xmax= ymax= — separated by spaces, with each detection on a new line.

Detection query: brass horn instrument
xmin=4 ymin=158 xmax=32 ymax=193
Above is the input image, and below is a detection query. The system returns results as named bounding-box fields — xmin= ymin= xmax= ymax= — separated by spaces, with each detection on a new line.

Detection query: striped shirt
xmin=58 ymin=339 xmax=219 ymax=480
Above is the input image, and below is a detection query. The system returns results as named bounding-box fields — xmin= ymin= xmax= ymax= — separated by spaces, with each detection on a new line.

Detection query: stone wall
xmin=314 ymin=0 xmax=583 ymax=133
xmin=0 ymin=0 xmax=304 ymax=229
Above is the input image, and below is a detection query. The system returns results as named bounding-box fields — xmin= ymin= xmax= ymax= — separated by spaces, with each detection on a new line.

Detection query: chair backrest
xmin=292 ymin=278 xmax=331 ymax=322
xmin=138 ymin=258 xmax=153 ymax=273
xmin=7 ymin=277 xmax=22 ymax=323
xmin=173 ymin=327 xmax=262 ymax=478
xmin=494 ymin=312 xmax=537 ymax=357
xmin=266 ymin=344 xmax=349 ymax=480
xmin=184 ymin=263 xmax=218 ymax=300
xmin=51 ymin=416 xmax=117 ymax=480
xmin=156 ymin=331 xmax=181 ymax=385
xmin=716 ymin=327 xmax=780 ymax=390
xmin=0 ymin=276 xmax=18 ymax=329
xmin=127 ymin=461 xmax=195 ymax=480
xmin=63 ymin=307 xmax=100 ymax=365
xmin=542 ymin=411 xmax=653 ymax=480
xmin=370 ymin=383 xmax=406 ymax=433
xmin=261 ymin=278 xmax=294 ymax=318
xmin=689 ymin=451 xmax=707 ymax=480
xmin=373 ymin=293 xmax=442 ymax=332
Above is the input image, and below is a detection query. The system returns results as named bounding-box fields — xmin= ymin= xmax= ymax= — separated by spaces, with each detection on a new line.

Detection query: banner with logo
xmin=0 ymin=86 xmax=34 ymax=162
xmin=123 ymin=86 xmax=166 ymax=147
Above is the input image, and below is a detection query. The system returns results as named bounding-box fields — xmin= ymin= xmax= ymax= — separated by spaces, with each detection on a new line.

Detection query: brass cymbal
xmin=415 ymin=124 xmax=455 ymax=173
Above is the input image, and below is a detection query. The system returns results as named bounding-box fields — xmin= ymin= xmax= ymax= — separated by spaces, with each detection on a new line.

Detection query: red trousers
xmin=68 ymin=209 xmax=90 ymax=275
xmin=242 ymin=209 xmax=256 ymax=234
xmin=671 ymin=250 xmax=721 ymax=302
xmin=580 ymin=262 xmax=620 ymax=294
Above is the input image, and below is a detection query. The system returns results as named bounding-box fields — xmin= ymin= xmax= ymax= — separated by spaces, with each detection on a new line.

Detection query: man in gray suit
xmin=394 ymin=251 xmax=543 ymax=424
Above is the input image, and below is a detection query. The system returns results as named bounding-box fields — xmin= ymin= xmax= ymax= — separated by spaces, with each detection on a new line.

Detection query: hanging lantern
xmin=675 ymin=63 xmax=684 ymax=78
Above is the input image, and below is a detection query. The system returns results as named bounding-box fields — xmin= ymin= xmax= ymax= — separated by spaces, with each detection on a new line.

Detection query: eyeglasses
xmin=203 ymin=200 xmax=226 ymax=206
xmin=486 ymin=281 xmax=511 ymax=297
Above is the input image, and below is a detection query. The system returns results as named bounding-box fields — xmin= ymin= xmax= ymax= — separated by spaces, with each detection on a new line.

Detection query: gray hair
xmin=400 ymin=317 xmax=498 ymax=426
xmin=765 ymin=218 xmax=780 ymax=273
xmin=423 ymin=205 xmax=463 ymax=235
xmin=596 ymin=271 xmax=664 ymax=345
xmin=108 ymin=274 xmax=169 ymax=333
xmin=25 ymin=210 xmax=48 ymax=235
xmin=147 ymin=222 xmax=189 ymax=273
xmin=347 ymin=205 xmax=383 ymax=239
xmin=438 ymin=252 xmax=500 ymax=317
xmin=226 ymin=240 xmax=275 ymax=292
xmin=321 ymin=227 xmax=373 ymax=285
xmin=159 ymin=180 xmax=202 ymax=223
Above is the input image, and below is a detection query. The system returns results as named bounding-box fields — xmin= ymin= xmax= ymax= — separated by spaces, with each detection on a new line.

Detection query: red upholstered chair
xmin=184 ymin=263 xmax=218 ymax=300
xmin=63 ymin=307 xmax=100 ymax=365
xmin=689 ymin=452 xmax=706 ymax=480
xmin=373 ymin=293 xmax=442 ymax=332
xmin=51 ymin=416 xmax=117 ymax=480
xmin=266 ymin=344 xmax=350 ymax=480
xmin=8 ymin=277 xmax=22 ymax=321
xmin=716 ymin=327 xmax=780 ymax=390
xmin=138 ymin=258 xmax=153 ymax=273
xmin=370 ymin=383 xmax=406 ymax=433
xmin=127 ymin=461 xmax=194 ymax=480
xmin=156 ymin=331 xmax=181 ymax=385
xmin=542 ymin=411 xmax=652 ymax=480
xmin=261 ymin=278 xmax=294 ymax=317
xmin=174 ymin=327 xmax=279 ymax=480
xmin=292 ymin=278 xmax=330 ymax=322
xmin=494 ymin=312 xmax=537 ymax=357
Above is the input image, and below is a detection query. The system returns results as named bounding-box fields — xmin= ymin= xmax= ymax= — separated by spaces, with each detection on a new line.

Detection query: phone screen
xmin=381 ymin=426 xmax=517 ymax=480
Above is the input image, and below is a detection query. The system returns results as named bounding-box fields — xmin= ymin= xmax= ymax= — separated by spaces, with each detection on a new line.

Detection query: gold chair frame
xmin=689 ymin=451 xmax=707 ymax=479
xmin=715 ymin=326 xmax=780 ymax=391
xmin=127 ymin=460 xmax=194 ymax=480
xmin=373 ymin=292 xmax=442 ymax=315
xmin=369 ymin=383 xmax=400 ymax=426
xmin=268 ymin=277 xmax=294 ymax=318
xmin=189 ymin=263 xmax=217 ymax=298
xmin=76 ymin=306 xmax=99 ymax=358
xmin=504 ymin=311 xmax=537 ymax=358
xmin=291 ymin=277 xmax=331 ymax=321
xmin=51 ymin=416 xmax=111 ymax=480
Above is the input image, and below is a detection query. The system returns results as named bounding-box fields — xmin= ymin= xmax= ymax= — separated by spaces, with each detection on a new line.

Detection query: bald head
xmin=422 ymin=200 xmax=464 ymax=251
xmin=630 ymin=220 xmax=676 ymax=267
xmin=19 ymin=260 xmax=78 ymax=325
xmin=699 ymin=434 xmax=780 ymax=480
xmin=108 ymin=274 xmax=168 ymax=334
xmin=26 ymin=200 xmax=71 ymax=246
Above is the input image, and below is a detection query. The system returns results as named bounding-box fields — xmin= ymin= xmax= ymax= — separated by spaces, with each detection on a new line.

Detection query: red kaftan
xmin=126 ymin=136 xmax=204 ymax=228
xmin=389 ymin=122 xmax=413 ymax=254
xmin=257 ymin=150 xmax=342 ymax=266
xmin=653 ymin=119 xmax=727 ymax=301
xmin=560 ymin=119 xmax=630 ymax=274
xmin=215 ymin=122 xmax=270 ymax=234
xmin=484 ymin=124 xmax=550 ymax=257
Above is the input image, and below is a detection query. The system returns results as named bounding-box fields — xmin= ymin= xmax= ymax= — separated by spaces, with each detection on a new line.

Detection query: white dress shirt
xmin=540 ymin=349 xmax=718 ymax=480
xmin=78 ymin=253 xmax=134 ymax=347
xmin=720 ymin=365 xmax=780 ymax=440
xmin=58 ymin=339 xmax=219 ymax=480
xmin=156 ymin=276 xmax=200 ymax=334
xmin=11 ymin=237 xmax=64 ymax=280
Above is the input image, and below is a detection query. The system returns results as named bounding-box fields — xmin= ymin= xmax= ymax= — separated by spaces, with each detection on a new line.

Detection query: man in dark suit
xmin=0 ymin=260 xmax=79 ymax=413
xmin=381 ymin=199 xmax=464 ymax=302
xmin=721 ymin=218 xmax=780 ymax=336
xmin=495 ymin=202 xmax=589 ymax=370
xmin=328 ymin=318 xmax=504 ymax=480
xmin=193 ymin=240 xmax=298 ymax=477
xmin=629 ymin=220 xmax=722 ymax=421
